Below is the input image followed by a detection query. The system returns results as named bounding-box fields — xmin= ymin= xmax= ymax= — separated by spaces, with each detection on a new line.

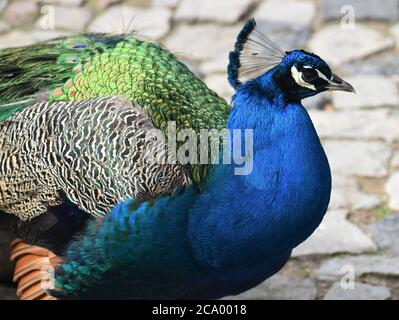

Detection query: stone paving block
xmin=320 ymin=0 xmax=399 ymax=22
xmin=392 ymin=24 xmax=399 ymax=48
xmin=309 ymin=25 xmax=395 ymax=66
xmin=369 ymin=214 xmax=399 ymax=256
xmin=316 ymin=255 xmax=399 ymax=280
xmin=323 ymin=141 xmax=391 ymax=178
xmin=342 ymin=51 xmax=399 ymax=77
xmin=164 ymin=24 xmax=239 ymax=62
xmin=254 ymin=0 xmax=315 ymax=32
xmin=175 ymin=0 xmax=253 ymax=24
xmin=152 ymin=0 xmax=180 ymax=8
xmin=4 ymin=0 xmax=38 ymax=26
xmin=35 ymin=5 xmax=93 ymax=32
xmin=309 ymin=109 xmax=399 ymax=143
xmin=204 ymin=73 xmax=233 ymax=103
xmin=385 ymin=172 xmax=399 ymax=210
xmin=40 ymin=0 xmax=85 ymax=5
xmin=293 ymin=210 xmax=376 ymax=256
xmin=332 ymin=76 xmax=399 ymax=110
xmin=0 ymin=21 xmax=10 ymax=34
xmin=0 ymin=0 xmax=8 ymax=12
xmin=89 ymin=5 xmax=171 ymax=40
xmin=323 ymin=282 xmax=390 ymax=300
xmin=392 ymin=152 xmax=399 ymax=168
xmin=0 ymin=30 xmax=69 ymax=49
xmin=225 ymin=275 xmax=318 ymax=300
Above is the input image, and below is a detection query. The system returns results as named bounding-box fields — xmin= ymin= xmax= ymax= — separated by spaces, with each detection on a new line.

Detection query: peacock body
xmin=0 ymin=19 xmax=355 ymax=299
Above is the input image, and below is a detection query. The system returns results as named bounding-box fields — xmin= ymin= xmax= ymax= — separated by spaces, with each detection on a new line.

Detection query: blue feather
xmin=228 ymin=18 xmax=286 ymax=89
xmin=228 ymin=18 xmax=256 ymax=88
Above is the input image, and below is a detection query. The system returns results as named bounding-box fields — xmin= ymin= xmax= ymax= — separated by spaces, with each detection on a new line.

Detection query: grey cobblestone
xmin=40 ymin=0 xmax=85 ymax=5
xmin=309 ymin=109 xmax=399 ymax=143
xmin=332 ymin=76 xmax=399 ymax=110
xmin=175 ymin=0 xmax=253 ymax=24
xmin=320 ymin=0 xmax=399 ymax=22
xmin=328 ymin=174 xmax=383 ymax=211
xmin=152 ymin=0 xmax=179 ymax=8
xmin=0 ymin=21 xmax=10 ymax=34
xmin=392 ymin=152 xmax=399 ymax=168
xmin=0 ymin=30 xmax=69 ymax=49
xmin=392 ymin=24 xmax=399 ymax=47
xmin=324 ymin=282 xmax=391 ymax=300
xmin=92 ymin=0 xmax=122 ymax=10
xmin=316 ymin=255 xmax=399 ymax=280
xmin=385 ymin=172 xmax=399 ymax=210
xmin=324 ymin=141 xmax=391 ymax=178
xmin=4 ymin=0 xmax=39 ymax=27
xmin=37 ymin=5 xmax=93 ymax=32
xmin=164 ymin=24 xmax=239 ymax=62
xmin=204 ymin=74 xmax=234 ymax=103
xmin=89 ymin=5 xmax=171 ymax=39
xmin=254 ymin=0 xmax=315 ymax=32
xmin=309 ymin=25 xmax=395 ymax=66
xmin=225 ymin=275 xmax=318 ymax=300
xmin=370 ymin=214 xmax=399 ymax=256
xmin=293 ymin=210 xmax=376 ymax=256
xmin=342 ymin=52 xmax=399 ymax=77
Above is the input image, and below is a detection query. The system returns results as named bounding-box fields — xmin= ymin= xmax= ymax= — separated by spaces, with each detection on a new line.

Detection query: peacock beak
xmin=326 ymin=74 xmax=356 ymax=93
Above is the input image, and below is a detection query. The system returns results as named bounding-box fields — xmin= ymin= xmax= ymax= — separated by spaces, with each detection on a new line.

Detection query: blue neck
xmin=188 ymin=70 xmax=331 ymax=269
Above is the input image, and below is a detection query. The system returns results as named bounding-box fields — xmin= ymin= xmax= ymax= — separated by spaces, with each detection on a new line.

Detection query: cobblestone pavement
xmin=0 ymin=0 xmax=398 ymax=300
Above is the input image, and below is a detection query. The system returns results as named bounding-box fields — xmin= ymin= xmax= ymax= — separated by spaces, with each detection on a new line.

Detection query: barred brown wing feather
xmin=0 ymin=97 xmax=190 ymax=221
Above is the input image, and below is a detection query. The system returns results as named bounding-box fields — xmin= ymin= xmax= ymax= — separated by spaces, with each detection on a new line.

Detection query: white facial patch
xmin=291 ymin=66 xmax=316 ymax=91
xmin=305 ymin=65 xmax=333 ymax=82
xmin=315 ymin=69 xmax=331 ymax=82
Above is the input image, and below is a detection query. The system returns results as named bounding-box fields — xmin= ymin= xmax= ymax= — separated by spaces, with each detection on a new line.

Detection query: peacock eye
xmin=302 ymin=68 xmax=319 ymax=82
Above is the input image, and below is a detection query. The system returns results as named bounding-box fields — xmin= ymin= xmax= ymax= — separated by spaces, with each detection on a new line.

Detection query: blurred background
xmin=0 ymin=0 xmax=398 ymax=300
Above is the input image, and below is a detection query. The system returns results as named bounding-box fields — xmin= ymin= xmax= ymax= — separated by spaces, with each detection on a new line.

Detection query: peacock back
xmin=0 ymin=33 xmax=230 ymax=184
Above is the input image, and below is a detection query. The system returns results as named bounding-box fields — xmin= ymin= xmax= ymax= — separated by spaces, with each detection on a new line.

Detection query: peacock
xmin=0 ymin=18 xmax=354 ymax=299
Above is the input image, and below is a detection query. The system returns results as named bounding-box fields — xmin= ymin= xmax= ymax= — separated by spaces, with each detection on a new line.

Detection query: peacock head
xmin=228 ymin=18 xmax=355 ymax=101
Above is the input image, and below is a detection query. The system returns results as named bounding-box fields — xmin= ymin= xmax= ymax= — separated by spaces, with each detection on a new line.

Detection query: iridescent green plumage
xmin=0 ymin=34 xmax=230 ymax=184
xmin=0 ymin=34 xmax=113 ymax=111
